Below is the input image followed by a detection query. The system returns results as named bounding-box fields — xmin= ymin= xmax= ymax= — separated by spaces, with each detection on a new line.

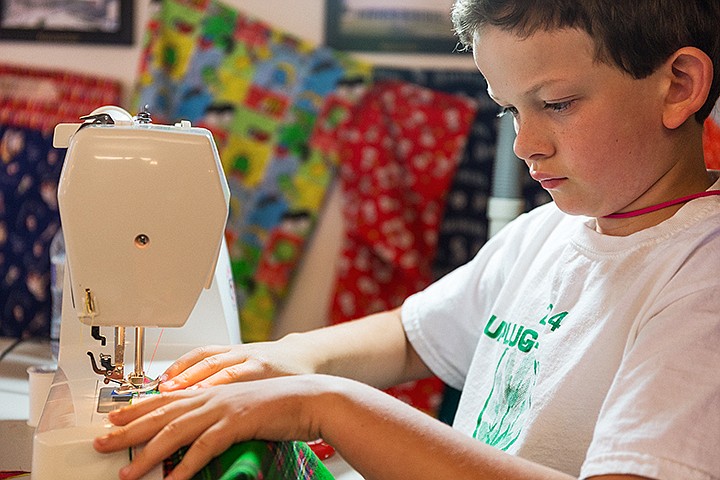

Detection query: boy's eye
xmin=544 ymin=100 xmax=573 ymax=113
xmin=496 ymin=100 xmax=574 ymax=119
xmin=497 ymin=106 xmax=518 ymax=118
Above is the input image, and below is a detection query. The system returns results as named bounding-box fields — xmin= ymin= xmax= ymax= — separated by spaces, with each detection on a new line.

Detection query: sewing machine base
xmin=31 ymin=372 xmax=164 ymax=479
xmin=31 ymin=241 xmax=238 ymax=479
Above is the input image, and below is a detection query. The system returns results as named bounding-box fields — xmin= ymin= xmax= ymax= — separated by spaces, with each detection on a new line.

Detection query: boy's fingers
xmin=97 ymin=393 xmax=199 ymax=450
xmin=161 ymin=345 xmax=231 ymax=382
xmin=161 ymin=427 xmax=235 ymax=480
xmin=106 ymin=391 xmax=182 ymax=426
xmin=95 ymin=409 xmax=172 ymax=452
xmin=96 ymin=402 xmax=221 ymax=480
xmin=190 ymin=361 xmax=261 ymax=389
xmin=118 ymin=422 xmax=207 ymax=480
xmin=161 ymin=351 xmax=244 ymax=391
xmin=118 ymin=403 xmax=232 ymax=480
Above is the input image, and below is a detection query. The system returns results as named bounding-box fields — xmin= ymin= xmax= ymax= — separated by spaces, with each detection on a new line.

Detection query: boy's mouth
xmin=531 ymin=173 xmax=567 ymax=189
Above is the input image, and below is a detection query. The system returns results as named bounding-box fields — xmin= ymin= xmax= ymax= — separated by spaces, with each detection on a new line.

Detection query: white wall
xmin=0 ymin=0 xmax=477 ymax=338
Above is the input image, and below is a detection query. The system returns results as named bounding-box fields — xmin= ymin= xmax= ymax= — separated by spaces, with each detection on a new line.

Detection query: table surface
xmin=0 ymin=337 xmax=362 ymax=478
xmin=0 ymin=337 xmax=54 ymax=422
xmin=0 ymin=337 xmax=54 ymax=471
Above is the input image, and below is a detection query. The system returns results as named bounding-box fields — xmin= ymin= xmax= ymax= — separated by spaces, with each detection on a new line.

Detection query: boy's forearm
xmin=278 ymin=308 xmax=432 ymax=388
xmin=316 ymin=376 xmax=573 ymax=480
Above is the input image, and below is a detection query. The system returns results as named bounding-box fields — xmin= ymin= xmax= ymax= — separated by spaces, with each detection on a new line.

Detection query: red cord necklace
xmin=603 ymin=190 xmax=720 ymax=219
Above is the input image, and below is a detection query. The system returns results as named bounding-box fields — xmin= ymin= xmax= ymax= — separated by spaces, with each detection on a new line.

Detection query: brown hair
xmin=452 ymin=0 xmax=720 ymax=122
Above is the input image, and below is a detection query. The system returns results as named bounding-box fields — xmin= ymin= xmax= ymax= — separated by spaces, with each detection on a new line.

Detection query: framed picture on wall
xmin=0 ymin=0 xmax=133 ymax=45
xmin=325 ymin=0 xmax=461 ymax=54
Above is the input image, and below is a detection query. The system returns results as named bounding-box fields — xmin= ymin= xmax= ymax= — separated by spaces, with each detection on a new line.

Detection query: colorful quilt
xmin=135 ymin=0 xmax=371 ymax=342
xmin=327 ymin=80 xmax=478 ymax=415
xmin=0 ymin=64 xmax=121 ymax=338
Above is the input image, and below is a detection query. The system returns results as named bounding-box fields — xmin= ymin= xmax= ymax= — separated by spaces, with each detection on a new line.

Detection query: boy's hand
xmin=94 ymin=375 xmax=331 ymax=480
xmin=157 ymin=309 xmax=420 ymax=393
xmin=158 ymin=338 xmax=316 ymax=392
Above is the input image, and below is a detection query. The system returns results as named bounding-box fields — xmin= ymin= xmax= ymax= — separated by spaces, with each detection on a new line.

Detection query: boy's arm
xmin=98 ymin=372 xmax=651 ymax=480
xmin=320 ymin=378 xmax=650 ymax=480
xmin=159 ymin=307 xmax=433 ymax=391
xmin=299 ymin=307 xmax=433 ymax=388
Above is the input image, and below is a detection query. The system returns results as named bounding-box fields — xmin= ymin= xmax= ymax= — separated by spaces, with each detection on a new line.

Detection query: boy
xmin=95 ymin=1 xmax=720 ymax=479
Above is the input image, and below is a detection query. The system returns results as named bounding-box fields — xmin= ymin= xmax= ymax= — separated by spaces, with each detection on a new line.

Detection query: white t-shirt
xmin=402 ymin=181 xmax=720 ymax=479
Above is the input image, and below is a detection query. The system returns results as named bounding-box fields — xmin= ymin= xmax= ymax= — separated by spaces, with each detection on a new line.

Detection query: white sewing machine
xmin=31 ymin=106 xmax=241 ymax=479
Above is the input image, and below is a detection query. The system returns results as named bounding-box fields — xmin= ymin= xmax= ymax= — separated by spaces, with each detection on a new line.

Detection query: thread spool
xmin=27 ymin=364 xmax=57 ymax=428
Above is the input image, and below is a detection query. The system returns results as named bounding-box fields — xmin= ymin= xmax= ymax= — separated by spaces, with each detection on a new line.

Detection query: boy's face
xmin=473 ymin=26 xmax=674 ymax=219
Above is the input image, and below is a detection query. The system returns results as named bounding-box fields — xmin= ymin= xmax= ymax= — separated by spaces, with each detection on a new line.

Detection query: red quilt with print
xmin=329 ymin=81 xmax=477 ymax=415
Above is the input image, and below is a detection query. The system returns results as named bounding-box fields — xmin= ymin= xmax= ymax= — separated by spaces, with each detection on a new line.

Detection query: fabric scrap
xmin=163 ymin=440 xmax=334 ymax=480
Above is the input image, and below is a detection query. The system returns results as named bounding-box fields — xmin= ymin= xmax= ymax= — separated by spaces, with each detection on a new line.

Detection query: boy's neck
xmin=595 ymin=120 xmax=711 ymax=236
xmin=595 ymin=169 xmax=716 ymax=236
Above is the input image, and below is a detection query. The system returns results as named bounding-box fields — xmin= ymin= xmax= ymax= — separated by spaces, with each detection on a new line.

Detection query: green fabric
xmin=215 ymin=442 xmax=264 ymax=480
xmin=164 ymin=440 xmax=335 ymax=480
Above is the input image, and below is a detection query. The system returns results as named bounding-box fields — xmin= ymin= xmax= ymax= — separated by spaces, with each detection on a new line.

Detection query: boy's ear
xmin=662 ymin=46 xmax=713 ymax=129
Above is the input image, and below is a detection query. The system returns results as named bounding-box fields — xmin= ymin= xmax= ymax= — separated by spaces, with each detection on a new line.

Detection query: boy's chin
xmin=552 ymin=198 xmax=597 ymax=217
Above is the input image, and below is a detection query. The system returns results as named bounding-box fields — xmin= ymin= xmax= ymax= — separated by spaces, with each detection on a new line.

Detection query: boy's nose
xmin=512 ymin=118 xmax=553 ymax=162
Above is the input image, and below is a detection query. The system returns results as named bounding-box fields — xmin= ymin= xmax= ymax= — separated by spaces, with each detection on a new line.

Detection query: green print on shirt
xmin=473 ymin=347 xmax=538 ymax=449
xmin=474 ymin=304 xmax=568 ymax=449
xmin=483 ymin=315 xmax=539 ymax=352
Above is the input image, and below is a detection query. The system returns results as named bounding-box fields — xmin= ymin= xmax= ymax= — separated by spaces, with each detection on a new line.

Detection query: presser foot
xmin=114 ymin=377 xmax=161 ymax=395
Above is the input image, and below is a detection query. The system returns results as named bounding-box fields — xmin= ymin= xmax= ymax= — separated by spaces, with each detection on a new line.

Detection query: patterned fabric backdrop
xmin=0 ymin=65 xmax=121 ymax=338
xmin=374 ymin=68 xmax=551 ymax=279
xmin=326 ymin=80 xmax=478 ymax=416
xmin=704 ymin=102 xmax=720 ymax=169
xmin=135 ymin=0 xmax=372 ymax=342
